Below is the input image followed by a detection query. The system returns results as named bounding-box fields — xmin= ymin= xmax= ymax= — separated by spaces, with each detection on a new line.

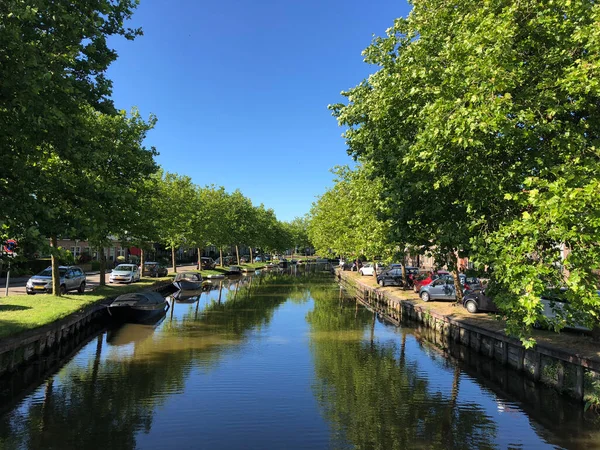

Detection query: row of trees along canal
xmin=0 ymin=1 xmax=310 ymax=296
xmin=309 ymin=0 xmax=600 ymax=347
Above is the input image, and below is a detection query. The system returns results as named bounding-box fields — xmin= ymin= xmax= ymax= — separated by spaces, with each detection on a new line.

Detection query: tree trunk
xmin=50 ymin=236 xmax=60 ymax=296
xmin=373 ymin=258 xmax=378 ymax=278
xmin=249 ymin=247 xmax=253 ymax=264
xmin=401 ymin=254 xmax=407 ymax=290
xmin=99 ymin=248 xmax=106 ymax=286
xmin=140 ymin=248 xmax=145 ymax=279
xmin=235 ymin=245 xmax=240 ymax=265
xmin=452 ymin=252 xmax=464 ymax=304
xmin=171 ymin=247 xmax=177 ymax=274
xmin=197 ymin=247 xmax=202 ymax=270
xmin=219 ymin=247 xmax=223 ymax=267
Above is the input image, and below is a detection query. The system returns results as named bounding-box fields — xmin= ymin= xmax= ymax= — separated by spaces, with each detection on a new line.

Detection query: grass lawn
xmin=240 ymin=263 xmax=267 ymax=269
xmin=0 ymin=276 xmax=172 ymax=340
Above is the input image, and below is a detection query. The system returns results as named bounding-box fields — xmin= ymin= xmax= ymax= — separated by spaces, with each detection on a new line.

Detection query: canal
xmin=0 ymin=269 xmax=599 ymax=449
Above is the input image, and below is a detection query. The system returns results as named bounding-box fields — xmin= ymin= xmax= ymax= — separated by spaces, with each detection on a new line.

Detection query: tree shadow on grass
xmin=0 ymin=305 xmax=32 ymax=312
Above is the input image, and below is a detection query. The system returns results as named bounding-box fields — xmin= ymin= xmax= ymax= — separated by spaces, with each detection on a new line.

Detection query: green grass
xmin=0 ymin=276 xmax=172 ymax=340
xmin=240 ymin=263 xmax=267 ymax=269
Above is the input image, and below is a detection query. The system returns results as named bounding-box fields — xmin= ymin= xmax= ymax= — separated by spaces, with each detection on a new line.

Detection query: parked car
xmin=536 ymin=289 xmax=599 ymax=332
xmin=359 ymin=262 xmax=386 ymax=277
xmin=143 ymin=262 xmax=168 ymax=277
xmin=351 ymin=260 xmax=363 ymax=271
xmin=199 ymin=257 xmax=216 ymax=270
xmin=377 ymin=266 xmax=419 ymax=287
xmin=26 ymin=266 xmax=86 ymax=295
xmin=339 ymin=259 xmax=352 ymax=271
xmin=419 ymin=276 xmax=477 ymax=302
xmin=460 ymin=275 xmax=482 ymax=291
xmin=215 ymin=256 xmax=234 ymax=266
xmin=254 ymin=256 xmax=263 ymax=262
xmin=110 ymin=264 xmax=141 ymax=284
xmin=462 ymin=290 xmax=500 ymax=314
xmin=412 ymin=270 xmax=451 ymax=292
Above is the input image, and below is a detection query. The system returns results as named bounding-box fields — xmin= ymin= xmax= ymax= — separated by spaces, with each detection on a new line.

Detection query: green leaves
xmin=327 ymin=0 xmax=600 ymax=343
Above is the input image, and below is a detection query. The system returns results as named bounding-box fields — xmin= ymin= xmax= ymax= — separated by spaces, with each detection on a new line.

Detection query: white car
xmin=538 ymin=290 xmax=600 ymax=332
xmin=109 ymin=264 xmax=141 ymax=284
xmin=359 ymin=263 xmax=385 ymax=276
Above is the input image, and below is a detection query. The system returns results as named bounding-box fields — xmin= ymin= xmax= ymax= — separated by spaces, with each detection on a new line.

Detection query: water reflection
xmin=307 ymin=293 xmax=498 ymax=449
xmin=0 ymin=270 xmax=597 ymax=449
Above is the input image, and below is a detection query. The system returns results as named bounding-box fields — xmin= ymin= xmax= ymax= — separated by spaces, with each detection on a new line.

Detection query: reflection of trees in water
xmin=0 ymin=271 xmax=335 ymax=450
xmin=306 ymin=296 xmax=498 ymax=450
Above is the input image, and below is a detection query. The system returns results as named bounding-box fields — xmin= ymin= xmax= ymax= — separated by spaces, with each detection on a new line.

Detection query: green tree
xmin=285 ymin=216 xmax=312 ymax=255
xmin=309 ymin=165 xmax=392 ymax=272
xmin=0 ymin=0 xmax=141 ymax=235
xmin=153 ymin=172 xmax=198 ymax=273
xmin=330 ymin=0 xmax=600 ymax=342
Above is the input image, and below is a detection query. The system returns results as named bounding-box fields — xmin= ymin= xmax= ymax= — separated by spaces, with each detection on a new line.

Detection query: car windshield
xmin=38 ymin=268 xmax=67 ymax=277
xmin=115 ymin=265 xmax=135 ymax=271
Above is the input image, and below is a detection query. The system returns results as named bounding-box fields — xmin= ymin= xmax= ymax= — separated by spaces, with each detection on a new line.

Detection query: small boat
xmin=225 ymin=265 xmax=242 ymax=276
xmin=108 ymin=291 xmax=168 ymax=323
xmin=173 ymin=272 xmax=203 ymax=290
xmin=240 ymin=266 xmax=255 ymax=273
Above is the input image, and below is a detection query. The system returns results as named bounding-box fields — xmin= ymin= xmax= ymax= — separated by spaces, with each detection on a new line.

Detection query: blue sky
xmin=107 ymin=0 xmax=412 ymax=221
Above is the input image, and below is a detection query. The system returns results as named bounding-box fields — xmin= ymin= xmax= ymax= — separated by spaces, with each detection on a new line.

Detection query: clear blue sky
xmin=107 ymin=0 xmax=412 ymax=222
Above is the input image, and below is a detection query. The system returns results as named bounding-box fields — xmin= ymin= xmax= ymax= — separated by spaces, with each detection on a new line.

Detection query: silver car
xmin=419 ymin=277 xmax=458 ymax=301
xmin=26 ymin=266 xmax=87 ymax=295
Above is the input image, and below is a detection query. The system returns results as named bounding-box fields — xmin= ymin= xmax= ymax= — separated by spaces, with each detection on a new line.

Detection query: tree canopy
xmin=327 ymin=0 xmax=600 ymax=344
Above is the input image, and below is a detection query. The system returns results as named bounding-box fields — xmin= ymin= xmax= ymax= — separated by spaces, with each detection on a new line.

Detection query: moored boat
xmin=225 ymin=265 xmax=242 ymax=276
xmin=107 ymin=291 xmax=168 ymax=323
xmin=173 ymin=272 xmax=203 ymax=290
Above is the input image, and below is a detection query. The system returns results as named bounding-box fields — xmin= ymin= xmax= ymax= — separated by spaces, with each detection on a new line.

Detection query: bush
xmin=90 ymin=261 xmax=101 ymax=271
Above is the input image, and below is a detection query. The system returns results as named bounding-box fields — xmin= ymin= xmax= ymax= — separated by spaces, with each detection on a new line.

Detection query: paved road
xmin=0 ymin=264 xmax=198 ymax=296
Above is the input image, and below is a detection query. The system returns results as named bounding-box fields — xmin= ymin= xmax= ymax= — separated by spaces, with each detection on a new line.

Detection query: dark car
xmin=143 ymin=262 xmax=168 ymax=277
xmin=377 ymin=266 xmax=419 ymax=287
xmin=462 ymin=290 xmax=499 ymax=314
xmin=199 ymin=257 xmax=216 ymax=270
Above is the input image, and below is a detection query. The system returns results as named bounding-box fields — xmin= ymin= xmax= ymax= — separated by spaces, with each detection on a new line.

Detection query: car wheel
xmin=27 ymin=292 xmax=35 ymax=295
xmin=59 ymin=284 xmax=67 ymax=295
xmin=78 ymin=281 xmax=86 ymax=293
xmin=420 ymin=291 xmax=430 ymax=302
xmin=378 ymin=279 xmax=385 ymax=287
xmin=465 ymin=300 xmax=478 ymax=314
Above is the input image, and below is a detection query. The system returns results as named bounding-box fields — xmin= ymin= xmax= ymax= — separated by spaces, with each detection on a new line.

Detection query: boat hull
xmin=108 ymin=303 xmax=168 ymax=324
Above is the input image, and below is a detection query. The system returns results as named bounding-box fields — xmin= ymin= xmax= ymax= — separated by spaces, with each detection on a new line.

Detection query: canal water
xmin=0 ymin=269 xmax=599 ymax=449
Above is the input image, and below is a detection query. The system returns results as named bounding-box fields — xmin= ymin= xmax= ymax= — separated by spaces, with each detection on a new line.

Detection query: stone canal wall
xmin=0 ymin=280 xmax=174 ymax=377
xmin=338 ymin=270 xmax=600 ymax=406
